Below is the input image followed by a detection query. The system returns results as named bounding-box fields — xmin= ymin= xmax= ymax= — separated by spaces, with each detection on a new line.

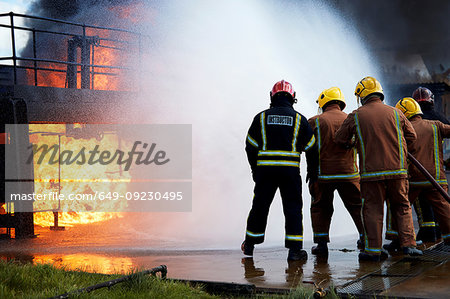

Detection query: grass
xmin=0 ymin=259 xmax=215 ymax=299
xmin=0 ymin=259 xmax=342 ymax=298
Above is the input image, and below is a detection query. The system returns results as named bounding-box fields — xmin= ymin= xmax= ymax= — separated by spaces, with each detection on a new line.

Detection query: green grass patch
xmin=0 ymin=260 xmax=215 ymax=299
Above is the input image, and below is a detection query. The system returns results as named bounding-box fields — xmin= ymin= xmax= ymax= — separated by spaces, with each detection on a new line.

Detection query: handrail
xmin=0 ymin=24 xmax=137 ymax=45
xmin=0 ymin=11 xmax=142 ymax=90
xmin=1 ymin=11 xmax=141 ymax=35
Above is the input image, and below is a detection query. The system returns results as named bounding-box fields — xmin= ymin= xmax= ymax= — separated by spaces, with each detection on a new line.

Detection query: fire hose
xmin=407 ymin=152 xmax=450 ymax=203
xmin=50 ymin=265 xmax=167 ymax=299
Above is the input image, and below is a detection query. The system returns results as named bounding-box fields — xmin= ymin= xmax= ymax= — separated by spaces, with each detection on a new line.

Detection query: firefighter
xmin=386 ymin=98 xmax=450 ymax=247
xmin=413 ymin=87 xmax=449 ymax=124
xmin=412 ymin=87 xmax=449 ymax=242
xmin=307 ymin=87 xmax=364 ymax=255
xmin=335 ymin=76 xmax=422 ymax=261
xmin=242 ymin=80 xmax=318 ymax=261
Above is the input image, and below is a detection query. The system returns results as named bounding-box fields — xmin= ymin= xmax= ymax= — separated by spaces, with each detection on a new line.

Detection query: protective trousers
xmin=387 ymin=196 xmax=439 ymax=241
xmin=387 ymin=185 xmax=450 ymax=243
xmin=309 ymin=181 xmax=364 ymax=243
xmin=245 ymin=167 xmax=303 ymax=249
xmin=414 ymin=195 xmax=440 ymax=240
xmin=361 ymin=178 xmax=415 ymax=255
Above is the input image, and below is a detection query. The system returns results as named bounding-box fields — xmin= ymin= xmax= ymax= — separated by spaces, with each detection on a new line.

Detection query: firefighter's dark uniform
xmin=413 ymin=101 xmax=449 ymax=241
xmin=308 ymin=103 xmax=364 ymax=244
xmin=244 ymin=97 xmax=317 ymax=250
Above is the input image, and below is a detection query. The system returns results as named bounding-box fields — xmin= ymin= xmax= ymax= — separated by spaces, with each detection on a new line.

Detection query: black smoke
xmin=26 ymin=0 xmax=136 ymax=22
xmin=328 ymin=0 xmax=450 ymax=77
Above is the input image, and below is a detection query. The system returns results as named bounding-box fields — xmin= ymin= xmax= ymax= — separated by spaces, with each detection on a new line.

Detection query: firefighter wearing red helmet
xmin=411 ymin=87 xmax=449 ymax=242
xmin=242 ymin=80 xmax=318 ymax=261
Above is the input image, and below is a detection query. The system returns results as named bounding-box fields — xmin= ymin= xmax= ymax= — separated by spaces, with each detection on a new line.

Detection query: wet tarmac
xmin=1 ymin=225 xmax=449 ymax=298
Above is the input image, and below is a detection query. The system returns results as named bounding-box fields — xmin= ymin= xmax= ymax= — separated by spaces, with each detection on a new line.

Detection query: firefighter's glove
xmin=306 ymin=172 xmax=318 ymax=184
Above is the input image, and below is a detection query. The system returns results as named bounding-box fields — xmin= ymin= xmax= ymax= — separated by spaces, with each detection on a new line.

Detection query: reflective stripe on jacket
xmin=246 ymin=99 xmax=315 ymax=170
xmin=335 ymin=96 xmax=417 ymax=181
xmin=408 ymin=116 xmax=450 ymax=186
xmin=308 ymin=103 xmax=359 ymax=182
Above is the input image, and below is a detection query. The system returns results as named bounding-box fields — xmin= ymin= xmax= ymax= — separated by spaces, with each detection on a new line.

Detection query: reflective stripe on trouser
xmin=386 ymin=185 xmax=450 ymax=242
xmin=245 ymin=167 xmax=303 ymax=249
xmin=385 ymin=199 xmax=400 ymax=240
xmin=309 ymin=180 xmax=363 ymax=243
xmin=385 ymin=200 xmax=436 ymax=240
xmin=414 ymin=193 xmax=439 ymax=241
xmin=361 ymin=179 xmax=415 ymax=255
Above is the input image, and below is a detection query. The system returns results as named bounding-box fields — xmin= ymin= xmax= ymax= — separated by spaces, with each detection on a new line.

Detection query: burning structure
xmin=0 ymin=0 xmax=449 ymax=245
xmin=0 ymin=8 xmax=143 ymax=238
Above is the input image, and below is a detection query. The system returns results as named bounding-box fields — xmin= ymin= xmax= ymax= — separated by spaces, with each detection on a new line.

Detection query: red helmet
xmin=270 ymin=80 xmax=295 ymax=99
xmin=412 ymin=87 xmax=434 ymax=103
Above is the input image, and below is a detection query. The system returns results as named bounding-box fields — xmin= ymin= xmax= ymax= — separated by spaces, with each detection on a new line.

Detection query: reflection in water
xmin=33 ymin=254 xmax=135 ymax=274
xmin=285 ymin=260 xmax=306 ymax=286
xmin=2 ymin=253 xmax=136 ymax=274
xmin=312 ymin=255 xmax=331 ymax=288
xmin=241 ymin=258 xmax=265 ymax=281
xmin=1 ymin=236 xmax=404 ymax=290
xmin=345 ymin=259 xmax=392 ymax=293
xmin=0 ymin=253 xmax=35 ymax=264
xmin=242 ymin=257 xmax=311 ymax=288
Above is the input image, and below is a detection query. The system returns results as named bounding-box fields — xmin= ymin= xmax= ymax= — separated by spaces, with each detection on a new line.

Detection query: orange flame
xmin=30 ymin=124 xmax=131 ymax=227
xmin=26 ymin=63 xmax=67 ymax=88
xmin=25 ymin=28 xmax=136 ymax=91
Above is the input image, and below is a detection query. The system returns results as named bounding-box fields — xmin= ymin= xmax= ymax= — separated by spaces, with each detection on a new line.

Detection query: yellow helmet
xmin=395 ymin=97 xmax=423 ymax=119
xmin=316 ymin=87 xmax=346 ymax=110
xmin=354 ymin=76 xmax=384 ymax=102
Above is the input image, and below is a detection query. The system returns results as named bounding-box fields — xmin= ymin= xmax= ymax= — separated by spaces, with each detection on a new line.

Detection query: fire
xmin=33 ymin=253 xmax=134 ymax=274
xmin=30 ymin=124 xmax=131 ymax=227
xmin=89 ymin=39 xmax=122 ymax=91
xmin=25 ymin=45 xmax=124 ymax=91
xmin=25 ymin=29 xmax=136 ymax=91
xmin=26 ymin=63 xmax=67 ymax=88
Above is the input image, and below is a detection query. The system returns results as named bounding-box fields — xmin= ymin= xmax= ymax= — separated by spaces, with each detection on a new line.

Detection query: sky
xmin=0 ymin=0 xmax=33 ymax=59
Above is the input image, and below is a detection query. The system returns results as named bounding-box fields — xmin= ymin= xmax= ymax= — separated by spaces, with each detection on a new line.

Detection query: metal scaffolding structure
xmin=0 ymin=12 xmax=142 ymax=90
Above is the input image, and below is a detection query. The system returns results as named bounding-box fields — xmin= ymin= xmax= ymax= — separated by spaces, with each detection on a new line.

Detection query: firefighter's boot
xmin=416 ymin=227 xmax=437 ymax=243
xmin=357 ymin=239 xmax=364 ymax=250
xmin=311 ymin=241 xmax=328 ymax=255
xmin=403 ymin=247 xmax=423 ymax=256
xmin=383 ymin=239 xmax=400 ymax=252
xmin=241 ymin=241 xmax=254 ymax=256
xmin=288 ymin=248 xmax=308 ymax=261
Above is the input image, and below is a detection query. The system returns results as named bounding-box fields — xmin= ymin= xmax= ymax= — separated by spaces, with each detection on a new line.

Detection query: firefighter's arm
xmin=299 ymin=116 xmax=318 ymax=181
xmin=335 ymin=111 xmax=356 ymax=148
xmin=245 ymin=115 xmax=261 ymax=172
xmin=401 ymin=113 xmax=417 ymax=147
xmin=437 ymin=121 xmax=450 ymax=138
xmin=298 ymin=115 xmax=316 ymax=152
xmin=306 ymin=143 xmax=319 ymax=183
xmin=307 ymin=116 xmax=317 ymax=132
